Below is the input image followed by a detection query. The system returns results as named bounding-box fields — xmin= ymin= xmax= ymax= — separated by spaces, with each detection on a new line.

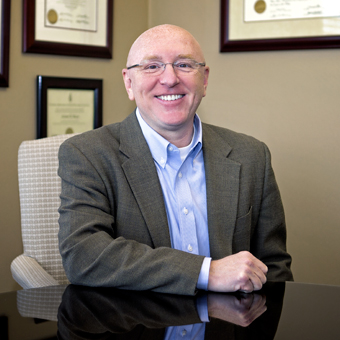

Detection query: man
xmin=58 ymin=25 xmax=293 ymax=296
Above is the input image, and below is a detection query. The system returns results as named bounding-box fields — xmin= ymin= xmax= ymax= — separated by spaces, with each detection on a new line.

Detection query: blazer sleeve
xmin=58 ymin=137 xmax=204 ymax=295
xmin=251 ymin=142 xmax=293 ymax=282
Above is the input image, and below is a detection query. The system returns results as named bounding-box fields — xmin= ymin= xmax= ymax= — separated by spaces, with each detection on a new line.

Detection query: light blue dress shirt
xmin=136 ymin=109 xmax=210 ymax=339
xmin=136 ymin=109 xmax=212 ymax=289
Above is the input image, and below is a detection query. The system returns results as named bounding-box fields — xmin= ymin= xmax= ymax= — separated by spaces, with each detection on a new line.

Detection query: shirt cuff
xmin=196 ymin=257 xmax=212 ymax=291
xmin=196 ymin=293 xmax=210 ymax=322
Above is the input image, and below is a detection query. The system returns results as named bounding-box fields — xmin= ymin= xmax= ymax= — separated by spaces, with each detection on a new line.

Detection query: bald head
xmin=126 ymin=24 xmax=205 ymax=67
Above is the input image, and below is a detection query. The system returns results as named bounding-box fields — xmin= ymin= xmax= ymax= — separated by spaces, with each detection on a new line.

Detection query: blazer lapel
xmin=117 ymin=114 xmax=240 ymax=257
xmin=202 ymin=124 xmax=241 ymax=259
xmin=119 ymin=112 xmax=171 ymax=248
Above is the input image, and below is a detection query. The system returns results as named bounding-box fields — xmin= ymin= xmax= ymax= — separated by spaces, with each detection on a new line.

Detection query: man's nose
xmin=159 ymin=63 xmax=179 ymax=87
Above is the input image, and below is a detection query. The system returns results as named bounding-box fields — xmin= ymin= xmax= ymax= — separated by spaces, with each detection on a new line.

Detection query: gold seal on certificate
xmin=254 ymin=0 xmax=266 ymax=14
xmin=44 ymin=0 xmax=97 ymax=31
xmin=246 ymin=0 xmax=340 ymax=22
xmin=47 ymin=9 xmax=58 ymax=24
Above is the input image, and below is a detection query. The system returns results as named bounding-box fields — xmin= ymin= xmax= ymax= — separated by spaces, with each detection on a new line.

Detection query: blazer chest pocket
xmin=232 ymin=206 xmax=252 ymax=253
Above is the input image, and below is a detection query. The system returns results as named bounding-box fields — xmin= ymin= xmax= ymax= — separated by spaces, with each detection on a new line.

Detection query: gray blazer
xmin=58 ymin=111 xmax=292 ymax=295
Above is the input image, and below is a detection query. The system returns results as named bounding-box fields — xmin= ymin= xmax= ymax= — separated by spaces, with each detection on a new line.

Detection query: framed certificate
xmin=221 ymin=0 xmax=340 ymax=52
xmin=0 ymin=0 xmax=10 ymax=87
xmin=23 ymin=0 xmax=113 ymax=58
xmin=37 ymin=76 xmax=103 ymax=139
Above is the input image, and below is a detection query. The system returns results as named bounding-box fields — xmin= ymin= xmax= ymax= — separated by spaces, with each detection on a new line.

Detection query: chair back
xmin=17 ymin=134 xmax=75 ymax=284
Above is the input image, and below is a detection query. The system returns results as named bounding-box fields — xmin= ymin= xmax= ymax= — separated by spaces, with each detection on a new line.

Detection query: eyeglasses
xmin=127 ymin=59 xmax=206 ymax=76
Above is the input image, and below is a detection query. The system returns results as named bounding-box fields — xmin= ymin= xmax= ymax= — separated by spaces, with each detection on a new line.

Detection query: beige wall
xmin=1 ymin=0 xmax=340 ymax=293
xmin=149 ymin=0 xmax=340 ymax=285
xmin=0 ymin=0 xmax=147 ymax=293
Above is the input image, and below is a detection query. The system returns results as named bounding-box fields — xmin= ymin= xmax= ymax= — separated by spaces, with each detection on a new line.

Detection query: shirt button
xmin=181 ymin=329 xmax=187 ymax=336
xmin=178 ymin=172 xmax=183 ymax=178
xmin=183 ymin=208 xmax=188 ymax=215
xmin=168 ymin=146 xmax=173 ymax=151
xmin=188 ymin=245 xmax=193 ymax=252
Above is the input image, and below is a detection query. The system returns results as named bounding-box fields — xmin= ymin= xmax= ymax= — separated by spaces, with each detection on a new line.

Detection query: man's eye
xmin=176 ymin=62 xmax=192 ymax=68
xmin=144 ymin=63 xmax=161 ymax=70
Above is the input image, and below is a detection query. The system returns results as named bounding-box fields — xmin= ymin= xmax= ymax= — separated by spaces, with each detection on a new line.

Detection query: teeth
xmin=157 ymin=94 xmax=184 ymax=101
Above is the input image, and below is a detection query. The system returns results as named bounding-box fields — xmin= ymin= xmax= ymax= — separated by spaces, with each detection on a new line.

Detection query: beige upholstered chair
xmin=11 ymin=134 xmax=75 ymax=289
xmin=16 ymin=285 xmax=67 ymax=321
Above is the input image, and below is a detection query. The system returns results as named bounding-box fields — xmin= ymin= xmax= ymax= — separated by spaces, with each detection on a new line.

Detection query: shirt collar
xmin=136 ymin=108 xmax=203 ymax=168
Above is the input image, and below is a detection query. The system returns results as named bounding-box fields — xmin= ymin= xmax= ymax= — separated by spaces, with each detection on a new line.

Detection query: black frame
xmin=0 ymin=0 xmax=10 ymax=87
xmin=23 ymin=0 xmax=113 ymax=59
xmin=37 ymin=76 xmax=103 ymax=139
xmin=220 ymin=0 xmax=340 ymax=52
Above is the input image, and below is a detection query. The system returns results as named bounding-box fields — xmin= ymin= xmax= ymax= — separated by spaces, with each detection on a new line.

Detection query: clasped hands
xmin=207 ymin=291 xmax=267 ymax=327
xmin=208 ymin=251 xmax=268 ymax=293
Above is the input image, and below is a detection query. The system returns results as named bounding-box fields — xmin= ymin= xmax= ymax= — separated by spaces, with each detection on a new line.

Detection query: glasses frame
xmin=127 ymin=60 xmax=206 ymax=75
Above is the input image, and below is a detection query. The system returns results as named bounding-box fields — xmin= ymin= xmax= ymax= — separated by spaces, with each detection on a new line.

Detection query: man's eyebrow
xmin=141 ymin=54 xmax=196 ymax=61
xmin=141 ymin=55 xmax=162 ymax=61
xmin=177 ymin=54 xmax=195 ymax=60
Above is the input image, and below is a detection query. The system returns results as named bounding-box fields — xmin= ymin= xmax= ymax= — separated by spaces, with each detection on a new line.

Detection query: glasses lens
xmin=174 ymin=60 xmax=197 ymax=72
xmin=142 ymin=61 xmax=164 ymax=74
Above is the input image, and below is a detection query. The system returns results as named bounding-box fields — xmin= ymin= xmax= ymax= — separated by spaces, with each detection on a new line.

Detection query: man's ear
xmin=202 ymin=66 xmax=209 ymax=97
xmin=122 ymin=69 xmax=135 ymax=101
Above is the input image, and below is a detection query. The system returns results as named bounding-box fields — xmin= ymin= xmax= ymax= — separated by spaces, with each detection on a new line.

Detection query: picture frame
xmin=220 ymin=0 xmax=340 ymax=52
xmin=23 ymin=0 xmax=113 ymax=59
xmin=0 ymin=0 xmax=10 ymax=87
xmin=37 ymin=76 xmax=103 ymax=139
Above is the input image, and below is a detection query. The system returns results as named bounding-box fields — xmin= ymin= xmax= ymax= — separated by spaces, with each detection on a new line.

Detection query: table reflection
xmin=57 ymin=282 xmax=285 ymax=339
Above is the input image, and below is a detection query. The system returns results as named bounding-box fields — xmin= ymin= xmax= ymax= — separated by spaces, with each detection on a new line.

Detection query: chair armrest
xmin=11 ymin=254 xmax=59 ymax=289
xmin=16 ymin=285 xmax=67 ymax=321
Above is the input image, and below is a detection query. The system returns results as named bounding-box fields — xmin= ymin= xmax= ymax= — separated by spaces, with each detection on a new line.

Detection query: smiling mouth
xmin=156 ymin=94 xmax=184 ymax=101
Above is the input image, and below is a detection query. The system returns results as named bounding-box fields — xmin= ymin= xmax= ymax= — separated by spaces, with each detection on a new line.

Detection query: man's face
xmin=122 ymin=27 xmax=209 ymax=140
